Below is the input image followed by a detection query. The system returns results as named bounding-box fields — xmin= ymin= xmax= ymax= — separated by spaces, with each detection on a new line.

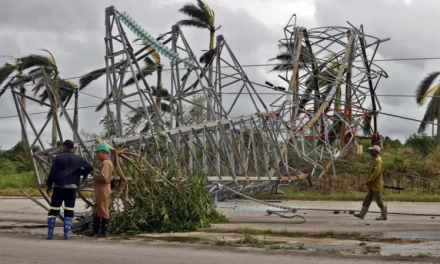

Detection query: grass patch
xmin=202 ymin=228 xmax=425 ymax=244
xmin=253 ymin=188 xmax=440 ymax=202
xmin=0 ymin=172 xmax=35 ymax=190
xmin=315 ymin=249 xmax=340 ymax=254
xmin=237 ymin=234 xmax=271 ymax=248
xmin=142 ymin=236 xmax=201 ymax=243
xmin=362 ymin=246 xmax=381 ymax=255
xmin=415 ymin=252 xmax=433 ymax=258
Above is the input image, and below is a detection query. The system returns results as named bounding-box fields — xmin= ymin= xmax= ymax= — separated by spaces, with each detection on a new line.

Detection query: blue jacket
xmin=46 ymin=151 xmax=93 ymax=188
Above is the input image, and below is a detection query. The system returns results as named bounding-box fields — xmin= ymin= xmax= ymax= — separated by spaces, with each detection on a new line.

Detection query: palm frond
xmin=0 ymin=63 xmax=15 ymax=96
xmin=269 ymin=53 xmax=292 ymax=62
xmin=416 ymin=71 xmax=440 ymax=105
xmin=19 ymin=55 xmax=55 ymax=70
xmin=147 ymin=47 xmax=161 ymax=66
xmin=271 ymin=64 xmax=292 ymax=72
xmin=32 ymin=78 xmax=46 ymax=97
xmin=28 ymin=66 xmax=53 ymax=75
xmin=122 ymin=66 xmax=155 ymax=88
xmin=196 ymin=0 xmax=206 ymax=10
xmin=39 ymin=49 xmax=57 ymax=66
xmin=143 ymin=56 xmax=156 ymax=68
xmin=418 ymin=96 xmax=439 ymax=133
xmin=95 ymin=95 xmax=111 ymax=112
xmin=59 ymin=78 xmax=78 ymax=91
xmin=79 ymin=67 xmax=107 ymax=90
xmin=179 ymin=3 xmax=210 ymax=24
xmin=150 ymin=86 xmax=170 ymax=99
xmin=177 ymin=19 xmax=209 ymax=29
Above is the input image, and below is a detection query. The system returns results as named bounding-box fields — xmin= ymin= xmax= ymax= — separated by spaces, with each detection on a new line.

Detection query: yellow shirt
xmin=367 ymin=156 xmax=383 ymax=191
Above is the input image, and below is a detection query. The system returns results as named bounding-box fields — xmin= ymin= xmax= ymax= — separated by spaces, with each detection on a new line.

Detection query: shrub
xmin=405 ymin=134 xmax=436 ymax=156
xmin=110 ymin=167 xmax=227 ymax=234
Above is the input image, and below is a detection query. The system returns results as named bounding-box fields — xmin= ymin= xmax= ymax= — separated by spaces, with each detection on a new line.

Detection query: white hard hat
xmin=368 ymin=145 xmax=381 ymax=153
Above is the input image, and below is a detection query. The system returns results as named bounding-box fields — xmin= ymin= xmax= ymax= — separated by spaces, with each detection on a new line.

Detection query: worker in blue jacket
xmin=45 ymin=140 xmax=93 ymax=240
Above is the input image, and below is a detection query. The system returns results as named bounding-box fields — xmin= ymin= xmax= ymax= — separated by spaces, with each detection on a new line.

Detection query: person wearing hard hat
xmin=86 ymin=143 xmax=114 ymax=237
xmin=354 ymin=145 xmax=387 ymax=220
xmin=45 ymin=140 xmax=93 ymax=240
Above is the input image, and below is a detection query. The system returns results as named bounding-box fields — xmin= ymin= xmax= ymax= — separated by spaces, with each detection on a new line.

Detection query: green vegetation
xmin=108 ymin=139 xmax=227 ymax=234
xmin=2 ymin=134 xmax=440 ymax=204
xmin=0 ymin=141 xmax=38 ymax=195
xmin=362 ymin=246 xmax=381 ymax=255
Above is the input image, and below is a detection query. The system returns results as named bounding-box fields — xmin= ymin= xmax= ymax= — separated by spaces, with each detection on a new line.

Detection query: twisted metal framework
xmin=7 ymin=7 xmax=388 ymax=205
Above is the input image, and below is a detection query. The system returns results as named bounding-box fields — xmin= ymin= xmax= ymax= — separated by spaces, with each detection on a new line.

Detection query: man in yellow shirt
xmin=354 ymin=145 xmax=387 ymax=221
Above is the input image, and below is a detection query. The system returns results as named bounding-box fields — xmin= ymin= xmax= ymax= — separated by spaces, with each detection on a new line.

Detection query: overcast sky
xmin=0 ymin=0 xmax=439 ymax=149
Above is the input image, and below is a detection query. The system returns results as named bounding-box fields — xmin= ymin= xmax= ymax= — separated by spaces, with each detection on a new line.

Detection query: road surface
xmin=0 ymin=234 xmax=427 ymax=264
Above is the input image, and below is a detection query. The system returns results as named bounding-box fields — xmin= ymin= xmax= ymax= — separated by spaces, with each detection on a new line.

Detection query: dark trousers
xmin=362 ymin=189 xmax=385 ymax=209
xmin=48 ymin=187 xmax=77 ymax=218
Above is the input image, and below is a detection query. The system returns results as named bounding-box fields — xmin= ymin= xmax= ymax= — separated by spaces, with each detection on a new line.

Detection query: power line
xmin=2 ymin=55 xmax=440 ymax=82
xmin=0 ymin=95 xmax=434 ymax=127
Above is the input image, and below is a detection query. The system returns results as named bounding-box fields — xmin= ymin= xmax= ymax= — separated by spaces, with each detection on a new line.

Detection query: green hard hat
xmin=95 ymin=143 xmax=110 ymax=153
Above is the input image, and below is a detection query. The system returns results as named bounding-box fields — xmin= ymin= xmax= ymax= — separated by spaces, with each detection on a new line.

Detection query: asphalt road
xmin=0 ymin=234 xmax=427 ymax=264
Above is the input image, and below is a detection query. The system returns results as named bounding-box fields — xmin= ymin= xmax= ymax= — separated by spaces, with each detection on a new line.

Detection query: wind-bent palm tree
xmin=121 ymin=47 xmax=173 ymax=132
xmin=178 ymin=0 xmax=217 ymax=64
xmin=178 ymin=0 xmax=217 ymax=121
xmin=416 ymin=72 xmax=440 ymax=144
xmin=0 ymin=54 xmax=55 ymax=142
xmin=30 ymin=50 xmax=79 ymax=147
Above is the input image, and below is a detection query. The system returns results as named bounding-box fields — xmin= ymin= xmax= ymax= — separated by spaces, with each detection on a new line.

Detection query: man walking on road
xmin=45 ymin=140 xmax=93 ymax=240
xmin=354 ymin=145 xmax=387 ymax=221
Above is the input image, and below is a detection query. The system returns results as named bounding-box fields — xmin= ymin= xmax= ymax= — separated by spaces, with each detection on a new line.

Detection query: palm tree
xmin=123 ymin=47 xmax=175 ymax=132
xmin=270 ymin=43 xmax=312 ymax=72
xmin=416 ymin=72 xmax=440 ymax=144
xmin=178 ymin=0 xmax=217 ymax=64
xmin=0 ymin=54 xmax=55 ymax=142
xmin=178 ymin=0 xmax=217 ymax=121
xmin=30 ymin=50 xmax=79 ymax=147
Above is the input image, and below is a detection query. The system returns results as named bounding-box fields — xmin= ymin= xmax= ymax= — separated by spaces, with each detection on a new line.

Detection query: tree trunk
xmin=207 ymin=31 xmax=215 ymax=121
xmin=155 ymin=68 xmax=162 ymax=131
xmin=51 ymin=77 xmax=59 ymax=147
xmin=19 ymin=86 xmax=26 ymax=142
xmin=73 ymin=89 xmax=79 ymax=144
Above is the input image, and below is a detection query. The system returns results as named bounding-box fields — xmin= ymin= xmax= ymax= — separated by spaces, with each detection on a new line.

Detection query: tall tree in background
xmin=416 ymin=72 xmax=440 ymax=144
xmin=0 ymin=55 xmax=56 ymax=142
xmin=178 ymin=0 xmax=217 ymax=64
xmin=178 ymin=0 xmax=217 ymax=121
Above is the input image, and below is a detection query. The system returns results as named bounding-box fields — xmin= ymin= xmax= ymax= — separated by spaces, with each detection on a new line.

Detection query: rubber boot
xmin=354 ymin=206 xmax=369 ymax=219
xmin=96 ymin=218 xmax=108 ymax=238
xmin=376 ymin=206 xmax=388 ymax=221
xmin=47 ymin=217 xmax=56 ymax=240
xmin=85 ymin=217 xmax=101 ymax=237
xmin=63 ymin=217 xmax=74 ymax=240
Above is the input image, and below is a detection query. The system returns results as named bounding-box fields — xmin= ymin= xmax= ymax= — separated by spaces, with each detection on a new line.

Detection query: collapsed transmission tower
xmin=8 ymin=7 xmax=388 ymax=206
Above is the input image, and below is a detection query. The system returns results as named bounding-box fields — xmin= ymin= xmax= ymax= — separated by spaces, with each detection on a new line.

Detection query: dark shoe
xmin=376 ymin=206 xmax=388 ymax=221
xmin=47 ymin=217 xmax=56 ymax=240
xmin=63 ymin=217 xmax=74 ymax=240
xmin=85 ymin=217 xmax=101 ymax=237
xmin=354 ymin=206 xmax=369 ymax=219
xmin=96 ymin=218 xmax=108 ymax=238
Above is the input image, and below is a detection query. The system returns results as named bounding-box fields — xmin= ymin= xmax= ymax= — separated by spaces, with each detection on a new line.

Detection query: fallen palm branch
xmin=93 ymin=134 xmax=227 ymax=234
